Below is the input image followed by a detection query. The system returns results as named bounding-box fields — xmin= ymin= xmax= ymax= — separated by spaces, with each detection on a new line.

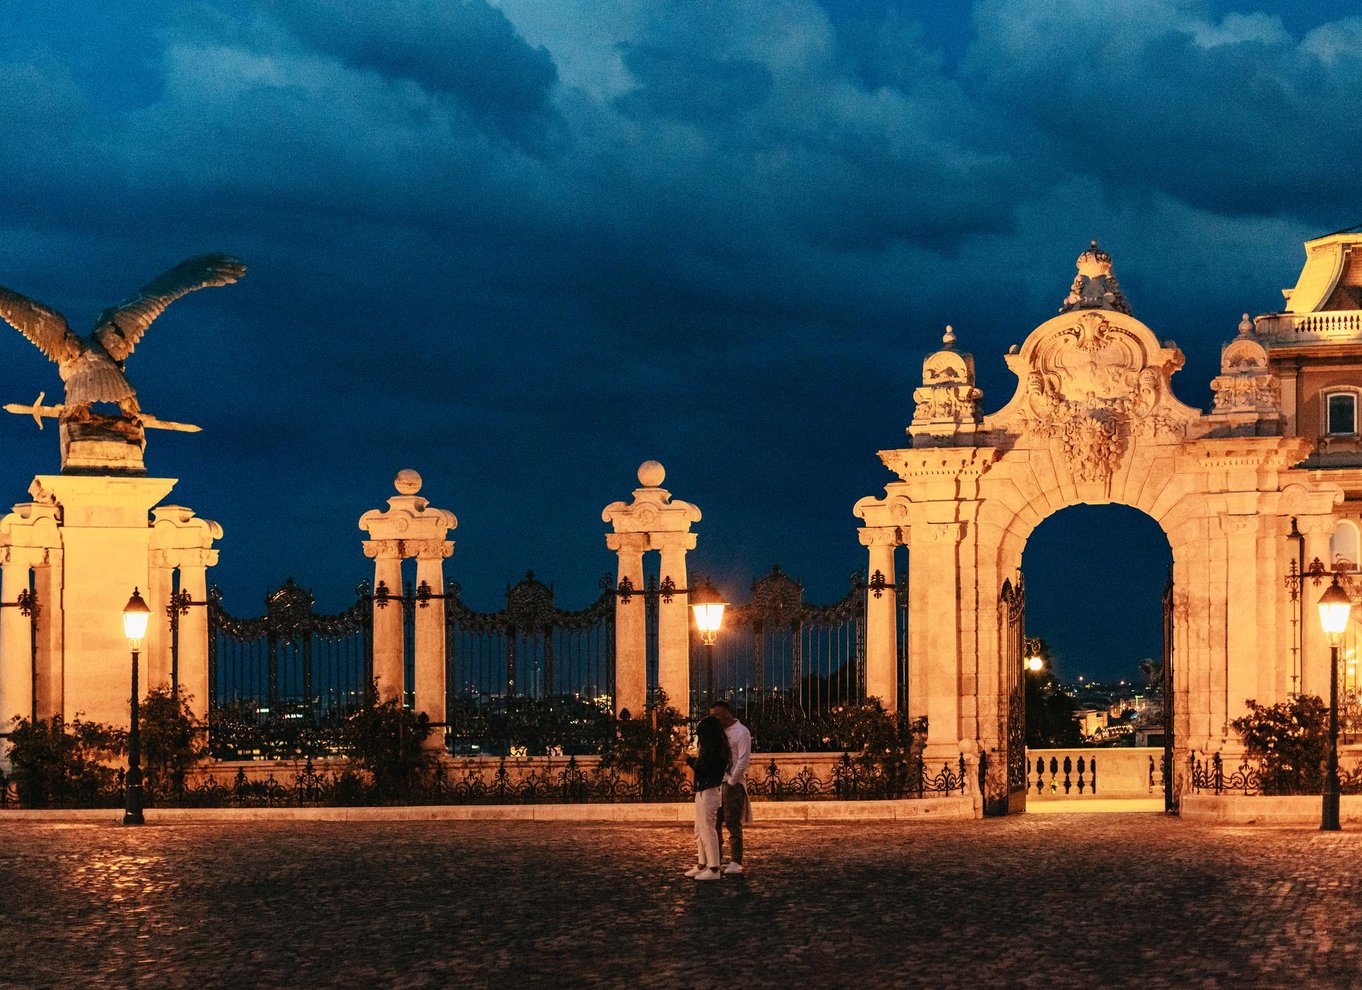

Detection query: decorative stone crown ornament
xmin=1060 ymin=240 xmax=1130 ymax=315
xmin=909 ymin=325 xmax=983 ymax=443
xmin=1208 ymin=313 xmax=1282 ymax=434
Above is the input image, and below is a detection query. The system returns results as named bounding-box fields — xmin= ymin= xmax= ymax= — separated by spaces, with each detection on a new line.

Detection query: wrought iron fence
xmin=208 ymin=580 xmax=373 ymax=758
xmin=444 ymin=573 xmax=615 ymax=756
xmin=1188 ymin=751 xmax=1362 ymax=796
xmin=690 ymin=567 xmax=867 ymax=750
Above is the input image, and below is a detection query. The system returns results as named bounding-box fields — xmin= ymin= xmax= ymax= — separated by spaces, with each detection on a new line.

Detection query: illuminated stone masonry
xmin=855 ymin=241 xmax=1345 ymax=815
xmin=0 ymin=474 xmax=221 ymax=738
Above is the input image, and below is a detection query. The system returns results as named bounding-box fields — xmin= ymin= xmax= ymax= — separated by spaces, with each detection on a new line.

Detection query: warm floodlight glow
xmin=1026 ymin=655 xmax=1043 ymax=673
xmin=1317 ymin=578 xmax=1353 ymax=638
xmin=690 ymin=578 xmax=728 ymax=646
xmin=123 ymin=587 xmax=151 ymax=644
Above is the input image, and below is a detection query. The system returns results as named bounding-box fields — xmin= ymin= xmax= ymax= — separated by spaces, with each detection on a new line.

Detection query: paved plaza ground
xmin=1 ymin=812 xmax=1359 ymax=989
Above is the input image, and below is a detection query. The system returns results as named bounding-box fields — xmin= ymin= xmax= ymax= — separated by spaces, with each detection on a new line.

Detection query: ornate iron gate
xmin=444 ymin=573 xmax=615 ymax=755
xmin=992 ymin=575 xmax=1027 ymax=816
xmin=207 ymin=580 xmax=374 ymax=756
xmin=1162 ymin=573 xmax=1176 ymax=814
xmin=693 ymin=567 xmax=866 ymax=750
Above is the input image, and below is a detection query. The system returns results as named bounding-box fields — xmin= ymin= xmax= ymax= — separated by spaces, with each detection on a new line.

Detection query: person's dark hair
xmin=696 ymin=715 xmax=728 ymax=757
xmin=708 ymin=700 xmax=733 ymax=714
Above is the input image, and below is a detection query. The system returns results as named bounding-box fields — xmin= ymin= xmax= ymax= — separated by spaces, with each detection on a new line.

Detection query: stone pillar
xmin=1300 ymin=516 xmax=1334 ymax=700
xmin=150 ymin=507 xmax=223 ymax=722
xmin=413 ymin=541 xmax=453 ymax=748
xmin=0 ymin=548 xmax=38 ymax=743
xmin=607 ymin=532 xmax=647 ymax=717
xmin=655 ymin=532 xmax=697 ymax=712
xmin=177 ymin=550 xmax=214 ymax=722
xmin=146 ymin=550 xmax=175 ymax=691
xmin=860 ymin=527 xmax=899 ymax=711
xmin=31 ymin=549 xmax=63 ymax=720
xmin=1220 ymin=514 xmax=1260 ymax=745
xmin=359 ymin=471 xmax=457 ymax=716
xmin=602 ymin=461 xmax=702 ymax=715
xmin=365 ymin=543 xmax=405 ymax=703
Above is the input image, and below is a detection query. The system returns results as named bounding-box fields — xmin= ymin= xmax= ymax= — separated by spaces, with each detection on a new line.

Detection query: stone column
xmin=150 ymin=507 xmax=223 ymax=722
xmin=860 ymin=527 xmax=899 ymax=711
xmin=607 ymin=532 xmax=647 ymax=717
xmin=178 ymin=549 xmax=215 ymax=722
xmin=359 ymin=470 xmax=457 ymax=715
xmin=31 ymin=549 xmax=63 ymax=721
xmin=365 ymin=542 xmax=406 ymax=703
xmin=0 ymin=547 xmax=38 ymax=741
xmin=1220 ymin=515 xmax=1260 ymax=745
xmin=146 ymin=550 xmax=175 ymax=692
xmin=1300 ymin=516 xmax=1334 ymax=700
xmin=602 ymin=461 xmax=702 ymax=715
xmin=413 ymin=540 xmax=453 ymax=748
xmin=654 ymin=531 xmax=697 ymax=713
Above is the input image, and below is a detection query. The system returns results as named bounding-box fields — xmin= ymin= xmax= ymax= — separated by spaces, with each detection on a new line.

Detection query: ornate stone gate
xmin=855 ymin=243 xmax=1342 ymax=813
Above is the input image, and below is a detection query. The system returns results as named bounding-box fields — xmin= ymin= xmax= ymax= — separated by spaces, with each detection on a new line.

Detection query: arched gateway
xmin=855 ymin=243 xmax=1342 ymax=815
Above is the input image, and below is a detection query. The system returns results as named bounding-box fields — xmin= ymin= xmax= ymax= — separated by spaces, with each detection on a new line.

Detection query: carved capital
xmin=1219 ymin=516 xmax=1259 ymax=537
xmin=0 ymin=545 xmax=47 ymax=569
xmin=407 ymin=539 xmax=454 ymax=560
xmin=606 ymin=532 xmax=648 ymax=555
xmin=362 ymin=540 xmax=406 ymax=561
xmin=921 ymin=521 xmax=966 ymax=545
xmin=858 ymin=526 xmax=900 ymax=548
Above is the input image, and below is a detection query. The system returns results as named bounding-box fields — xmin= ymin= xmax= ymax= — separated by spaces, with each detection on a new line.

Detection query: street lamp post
xmin=1317 ymin=576 xmax=1352 ymax=832
xmin=690 ymin=578 xmax=728 ymax=705
xmin=122 ymin=588 xmax=151 ymax=827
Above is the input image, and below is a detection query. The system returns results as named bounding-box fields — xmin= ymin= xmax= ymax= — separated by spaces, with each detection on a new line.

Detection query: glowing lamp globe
xmin=690 ymin=578 xmax=728 ymax=646
xmin=1317 ymin=579 xmax=1353 ymax=637
xmin=123 ymin=587 xmax=151 ymax=644
xmin=1026 ymin=655 xmax=1044 ymax=673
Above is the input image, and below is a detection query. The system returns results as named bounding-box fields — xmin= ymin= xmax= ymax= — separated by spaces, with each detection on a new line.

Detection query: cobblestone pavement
xmin=1 ymin=813 xmax=1360 ymax=989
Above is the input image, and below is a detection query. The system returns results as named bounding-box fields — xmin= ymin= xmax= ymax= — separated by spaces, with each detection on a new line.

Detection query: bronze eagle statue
xmin=0 ymin=254 xmax=246 ymax=423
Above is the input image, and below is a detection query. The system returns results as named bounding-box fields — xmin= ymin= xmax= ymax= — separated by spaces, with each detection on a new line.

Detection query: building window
xmin=1327 ymin=392 xmax=1358 ymax=436
xmin=1333 ymin=521 xmax=1360 ymax=572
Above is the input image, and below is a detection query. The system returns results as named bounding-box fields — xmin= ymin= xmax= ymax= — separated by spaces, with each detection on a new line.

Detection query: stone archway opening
xmin=1020 ymin=503 xmax=1175 ymax=810
xmin=1023 ymin=503 xmax=1172 ymax=700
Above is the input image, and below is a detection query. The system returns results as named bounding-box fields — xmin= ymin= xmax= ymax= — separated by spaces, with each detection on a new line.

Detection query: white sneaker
xmin=723 ymin=862 xmax=744 ymax=875
xmin=693 ymin=867 xmax=721 ymax=881
xmin=683 ymin=865 xmax=704 ymax=878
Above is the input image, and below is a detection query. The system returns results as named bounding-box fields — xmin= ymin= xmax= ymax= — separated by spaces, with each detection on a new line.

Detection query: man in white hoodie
xmin=709 ymin=700 xmax=752 ymax=875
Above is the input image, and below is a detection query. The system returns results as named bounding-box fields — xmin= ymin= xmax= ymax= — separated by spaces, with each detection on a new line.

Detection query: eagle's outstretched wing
xmin=0 ymin=284 xmax=83 ymax=363
xmin=94 ymin=254 xmax=246 ymax=360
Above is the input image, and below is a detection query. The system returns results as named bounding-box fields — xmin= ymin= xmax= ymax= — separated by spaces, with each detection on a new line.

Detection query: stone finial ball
xmin=394 ymin=469 xmax=423 ymax=495
xmin=637 ymin=460 xmax=665 ymax=487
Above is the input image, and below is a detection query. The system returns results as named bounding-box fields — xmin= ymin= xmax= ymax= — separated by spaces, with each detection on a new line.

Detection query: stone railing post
xmin=602 ymin=461 xmax=701 ymax=716
xmin=606 ymin=532 xmax=647 ymax=717
xmin=860 ymin=526 xmax=900 ymax=711
xmin=360 ymin=471 xmax=457 ymax=716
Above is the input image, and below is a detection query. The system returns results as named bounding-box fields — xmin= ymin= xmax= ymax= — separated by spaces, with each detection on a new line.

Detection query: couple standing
xmin=685 ymin=700 xmax=752 ymax=882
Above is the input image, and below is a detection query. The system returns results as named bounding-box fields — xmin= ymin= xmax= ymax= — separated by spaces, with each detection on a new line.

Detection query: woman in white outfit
xmin=684 ymin=715 xmax=730 ymax=881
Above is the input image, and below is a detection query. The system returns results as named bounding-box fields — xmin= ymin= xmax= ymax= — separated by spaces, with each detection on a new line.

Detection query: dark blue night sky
xmin=0 ymin=1 xmax=1357 ymax=681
